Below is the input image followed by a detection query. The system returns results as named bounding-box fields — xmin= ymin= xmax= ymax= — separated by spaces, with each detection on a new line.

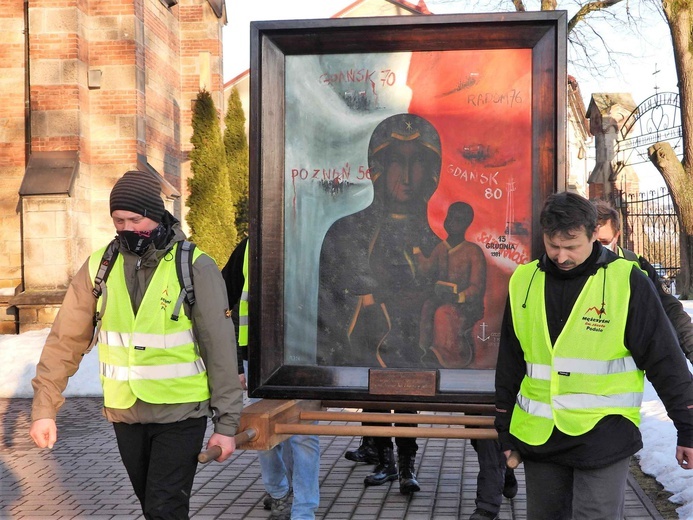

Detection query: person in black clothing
xmin=495 ymin=192 xmax=693 ymax=519
xmin=593 ymin=199 xmax=693 ymax=363
xmin=221 ymin=237 xmax=248 ymax=389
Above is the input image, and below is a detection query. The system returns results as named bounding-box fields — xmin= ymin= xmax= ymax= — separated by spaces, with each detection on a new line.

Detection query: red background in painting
xmin=407 ymin=49 xmax=533 ymax=368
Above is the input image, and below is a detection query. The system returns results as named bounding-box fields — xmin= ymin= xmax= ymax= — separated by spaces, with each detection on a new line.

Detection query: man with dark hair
xmin=30 ymin=170 xmax=243 ymax=520
xmin=593 ymin=198 xmax=693 ymax=363
xmin=495 ymin=191 xmax=693 ymax=519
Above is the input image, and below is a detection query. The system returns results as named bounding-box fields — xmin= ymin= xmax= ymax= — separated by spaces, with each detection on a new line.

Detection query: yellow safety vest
xmin=508 ymin=258 xmax=644 ymax=445
xmin=88 ymin=243 xmax=211 ymax=409
xmin=238 ymin=242 xmax=249 ymax=347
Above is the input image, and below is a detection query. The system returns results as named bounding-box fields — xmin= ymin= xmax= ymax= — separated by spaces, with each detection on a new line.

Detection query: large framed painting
xmin=247 ymin=11 xmax=566 ymax=404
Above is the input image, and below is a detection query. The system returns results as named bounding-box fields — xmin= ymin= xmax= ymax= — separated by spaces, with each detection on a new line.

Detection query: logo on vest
xmin=160 ymin=288 xmax=172 ymax=310
xmin=582 ymin=305 xmax=609 ymax=332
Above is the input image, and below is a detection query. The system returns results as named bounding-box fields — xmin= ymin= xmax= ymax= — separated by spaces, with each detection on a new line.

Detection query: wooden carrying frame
xmin=236 ymin=400 xmax=497 ymax=451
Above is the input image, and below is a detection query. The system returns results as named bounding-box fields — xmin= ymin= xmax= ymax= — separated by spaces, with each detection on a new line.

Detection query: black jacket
xmin=621 ymin=248 xmax=693 ymax=363
xmin=221 ymin=237 xmax=248 ymax=375
xmin=495 ymin=242 xmax=693 ymax=469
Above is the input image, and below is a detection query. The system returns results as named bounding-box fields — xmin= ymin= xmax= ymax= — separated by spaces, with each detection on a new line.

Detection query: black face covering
xmin=117 ymin=223 xmax=169 ymax=255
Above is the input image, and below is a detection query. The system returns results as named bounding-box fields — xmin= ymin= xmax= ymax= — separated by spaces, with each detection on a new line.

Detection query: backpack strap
xmin=171 ymin=240 xmax=196 ymax=321
xmin=621 ymin=248 xmax=639 ymax=262
xmin=87 ymin=240 xmax=119 ymax=354
xmin=92 ymin=240 xmax=119 ymax=299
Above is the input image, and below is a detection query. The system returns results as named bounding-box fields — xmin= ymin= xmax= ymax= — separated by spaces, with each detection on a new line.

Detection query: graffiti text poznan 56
xmin=290 ymin=164 xmax=371 ymax=181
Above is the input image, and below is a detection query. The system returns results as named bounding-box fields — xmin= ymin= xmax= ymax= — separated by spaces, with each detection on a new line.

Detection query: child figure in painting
xmin=416 ymin=201 xmax=487 ymax=368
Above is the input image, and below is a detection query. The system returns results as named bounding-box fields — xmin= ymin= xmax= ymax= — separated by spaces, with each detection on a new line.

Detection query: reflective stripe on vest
xmin=101 ymin=358 xmax=207 ymax=381
xmin=88 ymin=242 xmax=211 ymax=409
xmin=517 ymin=391 xmax=643 ymax=418
xmin=508 ymin=258 xmax=644 ymax=445
xmin=97 ymin=330 xmax=195 ymax=349
xmin=526 ymin=356 xmax=639 ymax=380
xmin=239 ymin=242 xmax=249 ymax=347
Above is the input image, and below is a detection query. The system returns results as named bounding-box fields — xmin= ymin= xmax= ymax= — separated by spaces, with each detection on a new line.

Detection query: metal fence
xmin=613 ymin=188 xmax=680 ymax=281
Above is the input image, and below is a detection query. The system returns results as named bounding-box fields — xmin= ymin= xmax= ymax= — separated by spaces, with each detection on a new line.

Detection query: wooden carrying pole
xmin=275 ymin=424 xmax=497 ymax=439
xmin=235 ymin=400 xmax=498 ymax=450
xmin=300 ymin=411 xmax=494 ymax=426
xmin=278 ymin=409 xmax=496 ymax=438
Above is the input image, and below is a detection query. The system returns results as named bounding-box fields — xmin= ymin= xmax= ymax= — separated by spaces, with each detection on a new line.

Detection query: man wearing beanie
xmin=29 ymin=170 xmax=244 ymax=520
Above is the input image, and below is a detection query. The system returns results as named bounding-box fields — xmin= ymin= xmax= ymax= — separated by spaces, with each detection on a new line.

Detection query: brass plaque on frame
xmin=369 ymin=369 xmax=438 ymax=397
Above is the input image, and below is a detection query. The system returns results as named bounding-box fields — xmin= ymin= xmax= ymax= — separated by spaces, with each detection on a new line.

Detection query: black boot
xmin=364 ymin=446 xmax=397 ymax=486
xmin=398 ymin=453 xmax=420 ymax=494
xmin=345 ymin=436 xmax=379 ymax=464
xmin=503 ymin=467 xmax=518 ymax=499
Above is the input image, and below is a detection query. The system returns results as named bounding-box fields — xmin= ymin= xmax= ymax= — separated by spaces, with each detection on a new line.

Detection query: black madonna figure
xmin=317 ymin=113 xmax=443 ymax=368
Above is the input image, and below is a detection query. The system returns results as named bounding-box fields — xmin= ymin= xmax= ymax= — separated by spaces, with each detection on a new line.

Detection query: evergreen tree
xmin=224 ymin=87 xmax=249 ymax=242
xmin=187 ymin=90 xmax=236 ymax=265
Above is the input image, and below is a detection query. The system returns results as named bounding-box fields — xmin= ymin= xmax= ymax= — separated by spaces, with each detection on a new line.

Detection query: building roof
xmin=333 ymin=0 xmax=431 ymax=17
xmin=586 ymin=93 xmax=637 ymax=119
xmin=19 ymin=151 xmax=79 ymax=196
xmin=226 ymin=69 xmax=249 ymax=88
xmin=568 ymin=75 xmax=590 ymax=137
xmin=392 ymin=0 xmax=431 ymax=14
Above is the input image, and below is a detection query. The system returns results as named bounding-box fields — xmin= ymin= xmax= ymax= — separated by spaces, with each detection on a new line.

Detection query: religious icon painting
xmin=248 ymin=12 xmax=565 ymax=403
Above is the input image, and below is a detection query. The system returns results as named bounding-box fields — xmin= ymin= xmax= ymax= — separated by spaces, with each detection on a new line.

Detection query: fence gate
xmin=615 ymin=188 xmax=679 ymax=282
xmin=613 ymin=92 xmax=682 ymax=282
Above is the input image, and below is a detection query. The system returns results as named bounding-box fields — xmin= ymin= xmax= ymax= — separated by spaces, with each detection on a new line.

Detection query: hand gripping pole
xmin=198 ymin=428 xmax=257 ymax=464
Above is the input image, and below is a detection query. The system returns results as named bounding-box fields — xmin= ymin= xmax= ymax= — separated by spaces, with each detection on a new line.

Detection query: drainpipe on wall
xmin=19 ymin=0 xmax=30 ymax=306
xmin=24 ymin=0 xmax=30 ymax=164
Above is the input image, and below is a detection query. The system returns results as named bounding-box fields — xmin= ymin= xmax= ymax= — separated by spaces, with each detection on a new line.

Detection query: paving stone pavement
xmin=0 ymin=398 xmax=664 ymax=519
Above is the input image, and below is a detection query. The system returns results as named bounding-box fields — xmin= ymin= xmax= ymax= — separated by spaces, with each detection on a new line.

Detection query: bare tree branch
xmin=429 ymin=0 xmax=663 ymax=94
xmin=568 ymin=0 xmax=625 ymax=33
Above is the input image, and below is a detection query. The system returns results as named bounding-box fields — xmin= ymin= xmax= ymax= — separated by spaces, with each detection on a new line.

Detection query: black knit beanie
xmin=109 ymin=170 xmax=166 ymax=223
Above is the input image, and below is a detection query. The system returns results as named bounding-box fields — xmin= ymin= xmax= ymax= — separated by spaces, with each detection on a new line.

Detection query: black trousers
xmin=371 ymin=410 xmax=418 ymax=456
xmin=471 ymin=438 xmax=506 ymax=514
xmin=113 ymin=417 xmax=207 ymax=520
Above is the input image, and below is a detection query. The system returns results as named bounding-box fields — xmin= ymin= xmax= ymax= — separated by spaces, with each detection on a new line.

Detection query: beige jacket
xmin=31 ymin=226 xmax=243 ymax=436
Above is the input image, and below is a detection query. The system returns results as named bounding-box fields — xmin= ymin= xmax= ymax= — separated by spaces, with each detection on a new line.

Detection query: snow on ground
xmin=0 ymin=328 xmax=101 ymax=398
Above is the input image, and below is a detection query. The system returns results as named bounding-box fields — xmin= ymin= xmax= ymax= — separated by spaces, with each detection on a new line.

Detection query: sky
xmin=4 ymin=304 xmax=693 ymax=517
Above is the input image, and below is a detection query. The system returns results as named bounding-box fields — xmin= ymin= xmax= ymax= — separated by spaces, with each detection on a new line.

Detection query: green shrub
xmin=224 ymin=87 xmax=249 ymax=243
xmin=187 ymin=90 xmax=237 ymax=266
